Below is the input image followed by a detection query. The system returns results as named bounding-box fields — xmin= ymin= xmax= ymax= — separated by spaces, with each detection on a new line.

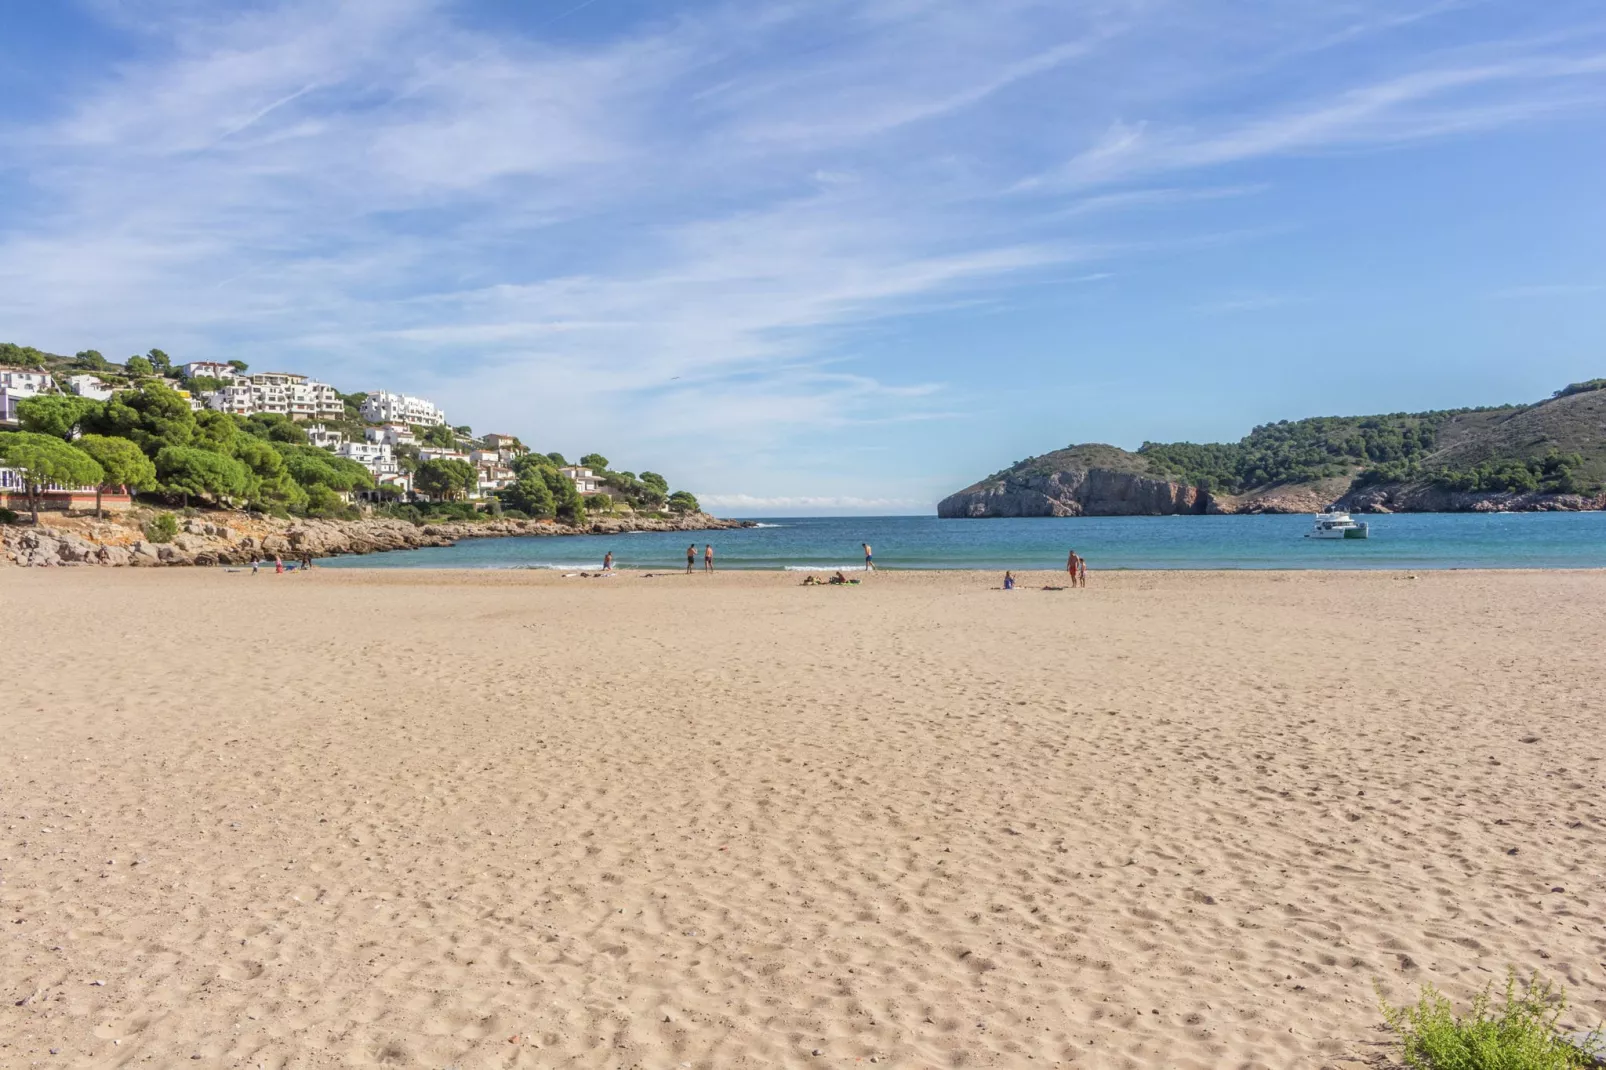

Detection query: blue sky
xmin=1 ymin=0 xmax=1602 ymax=515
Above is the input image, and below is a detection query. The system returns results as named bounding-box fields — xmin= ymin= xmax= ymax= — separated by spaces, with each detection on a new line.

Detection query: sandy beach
xmin=2 ymin=567 xmax=1602 ymax=1069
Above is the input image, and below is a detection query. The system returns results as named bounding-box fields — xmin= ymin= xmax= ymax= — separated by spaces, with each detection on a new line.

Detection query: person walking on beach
xmin=274 ymin=554 xmax=284 ymax=575
xmin=862 ymin=542 xmax=874 ymax=572
xmin=603 ymin=551 xmax=613 ymax=572
xmin=704 ymin=544 xmax=715 ymax=573
xmin=686 ymin=544 xmax=696 ymax=574
xmin=1078 ymin=554 xmax=1087 ymax=588
xmin=1067 ymin=549 xmax=1082 ymax=588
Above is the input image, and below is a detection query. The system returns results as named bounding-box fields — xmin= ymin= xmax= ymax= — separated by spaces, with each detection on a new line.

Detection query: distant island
xmin=939 ymin=380 xmax=1606 ymax=517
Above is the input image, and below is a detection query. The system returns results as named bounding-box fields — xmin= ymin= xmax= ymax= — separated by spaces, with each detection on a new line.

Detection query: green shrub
xmin=0 ymin=506 xmax=19 ymax=525
xmin=144 ymin=512 xmax=179 ymax=543
xmin=1379 ymin=970 xmax=1602 ymax=1069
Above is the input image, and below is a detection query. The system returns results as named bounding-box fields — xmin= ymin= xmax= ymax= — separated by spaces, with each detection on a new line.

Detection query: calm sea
xmin=319 ymin=512 xmax=1606 ymax=571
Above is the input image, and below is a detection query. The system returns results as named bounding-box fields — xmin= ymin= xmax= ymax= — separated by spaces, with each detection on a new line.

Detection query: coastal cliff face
xmin=938 ymin=465 xmax=1209 ymax=518
xmin=0 ymin=511 xmax=746 ymax=568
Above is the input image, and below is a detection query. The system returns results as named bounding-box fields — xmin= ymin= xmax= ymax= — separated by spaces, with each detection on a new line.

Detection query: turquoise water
xmin=319 ymin=512 xmax=1606 ymax=571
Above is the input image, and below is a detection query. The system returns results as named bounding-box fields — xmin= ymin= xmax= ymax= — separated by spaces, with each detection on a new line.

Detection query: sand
xmin=1 ymin=567 xmax=1603 ymax=1069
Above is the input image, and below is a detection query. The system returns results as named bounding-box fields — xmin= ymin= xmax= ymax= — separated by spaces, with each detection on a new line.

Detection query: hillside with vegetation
xmin=939 ymin=382 xmax=1606 ymax=517
xmin=0 ymin=342 xmax=702 ymax=528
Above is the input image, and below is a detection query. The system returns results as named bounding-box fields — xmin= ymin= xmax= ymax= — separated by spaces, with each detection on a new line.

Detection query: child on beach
xmin=1003 ymin=571 xmax=1015 ymax=590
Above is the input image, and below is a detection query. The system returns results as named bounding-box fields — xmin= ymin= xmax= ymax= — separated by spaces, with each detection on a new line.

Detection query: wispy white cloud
xmin=1031 ymin=50 xmax=1606 ymax=190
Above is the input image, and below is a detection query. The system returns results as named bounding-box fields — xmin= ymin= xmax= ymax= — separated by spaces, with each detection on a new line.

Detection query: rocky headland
xmin=1 ymin=510 xmax=749 ymax=568
xmin=940 ymin=383 xmax=1606 ymax=518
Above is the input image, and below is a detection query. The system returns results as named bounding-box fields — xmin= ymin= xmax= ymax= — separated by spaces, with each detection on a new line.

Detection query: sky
xmin=0 ymin=1 xmax=1602 ymax=515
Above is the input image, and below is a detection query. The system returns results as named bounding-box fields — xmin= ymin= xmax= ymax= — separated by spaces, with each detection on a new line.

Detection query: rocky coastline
xmin=1 ymin=510 xmax=750 ymax=568
xmin=937 ymin=466 xmax=1605 ymax=518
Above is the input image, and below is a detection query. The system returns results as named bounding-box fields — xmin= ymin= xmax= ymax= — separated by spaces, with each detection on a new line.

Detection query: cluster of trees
xmin=1553 ymin=379 xmax=1606 ymax=400
xmin=1 ymin=343 xmax=51 ymax=368
xmin=487 ymin=451 xmax=698 ymax=521
xmin=1137 ymin=409 xmax=1498 ymax=493
xmin=557 ymin=452 xmax=697 ymax=513
xmin=0 ymin=382 xmax=373 ymax=523
xmin=1430 ymin=452 xmax=1591 ymax=495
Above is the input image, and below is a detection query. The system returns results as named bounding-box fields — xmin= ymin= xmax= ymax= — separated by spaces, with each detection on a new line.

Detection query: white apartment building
xmin=361 ymin=390 xmax=446 ymax=427
xmin=0 ymin=368 xmax=55 ymax=424
xmin=206 ymin=384 xmax=255 ymax=415
xmin=336 ymin=440 xmax=401 ymax=477
xmin=365 ymin=424 xmax=416 ymax=447
xmin=202 ymin=374 xmax=343 ymax=420
xmin=558 ymin=465 xmax=600 ymax=493
xmin=305 ymin=424 xmax=345 ymax=450
xmin=251 ymin=371 xmax=307 ymax=387
xmin=65 ymin=374 xmax=115 ymax=401
xmin=182 ymin=361 xmax=238 ymax=381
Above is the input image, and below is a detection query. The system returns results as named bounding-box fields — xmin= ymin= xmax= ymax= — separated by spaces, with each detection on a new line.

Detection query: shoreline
xmin=0 ymin=509 xmax=749 ymax=567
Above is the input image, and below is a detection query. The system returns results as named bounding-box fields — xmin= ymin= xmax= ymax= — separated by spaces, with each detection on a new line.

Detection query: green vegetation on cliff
xmin=961 ymin=381 xmax=1605 ymax=508
xmin=1137 ymin=408 xmax=1510 ymax=493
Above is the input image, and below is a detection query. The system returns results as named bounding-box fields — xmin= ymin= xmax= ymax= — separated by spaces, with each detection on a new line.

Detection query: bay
xmin=319 ymin=512 xmax=1606 ymax=571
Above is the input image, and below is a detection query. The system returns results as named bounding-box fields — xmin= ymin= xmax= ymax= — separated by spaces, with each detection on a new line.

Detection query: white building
xmin=0 ymin=368 xmax=55 ymax=425
xmin=365 ymin=424 xmax=416 ymax=447
xmin=361 ymin=390 xmax=446 ymax=427
xmin=65 ymin=374 xmax=115 ymax=401
xmin=482 ymin=433 xmax=522 ymax=452
xmin=182 ymin=361 xmax=239 ymax=381
xmin=477 ymin=464 xmax=515 ymax=497
xmin=206 ymin=384 xmax=255 ymax=415
xmin=201 ymin=374 xmax=343 ymax=420
xmin=417 ymin=447 xmax=471 ymax=464
xmin=251 ymin=371 xmax=306 ymax=387
xmin=306 ymin=424 xmax=345 ymax=450
xmin=336 ymin=440 xmax=401 ymax=477
xmin=558 ymin=465 xmax=600 ymax=493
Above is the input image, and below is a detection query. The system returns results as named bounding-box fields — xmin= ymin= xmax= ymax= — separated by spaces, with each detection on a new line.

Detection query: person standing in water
xmin=862 ymin=543 xmax=874 ymax=572
xmin=686 ymin=544 xmax=697 ymax=574
xmin=603 ymin=551 xmax=614 ymax=572
xmin=704 ymin=544 xmax=715 ymax=573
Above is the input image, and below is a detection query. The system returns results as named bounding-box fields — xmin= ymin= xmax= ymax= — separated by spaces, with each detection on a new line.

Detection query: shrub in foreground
xmin=143 ymin=512 xmax=179 ymax=544
xmin=1379 ymin=970 xmax=1602 ymax=1069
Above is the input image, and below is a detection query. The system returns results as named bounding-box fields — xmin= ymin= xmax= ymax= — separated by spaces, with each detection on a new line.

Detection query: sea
xmin=318 ymin=512 xmax=1606 ymax=571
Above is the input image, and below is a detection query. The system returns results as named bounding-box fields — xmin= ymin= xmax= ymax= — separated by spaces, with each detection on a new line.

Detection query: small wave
xmin=751 ymin=522 xmax=784 ymax=528
xmin=783 ymin=564 xmax=869 ymax=572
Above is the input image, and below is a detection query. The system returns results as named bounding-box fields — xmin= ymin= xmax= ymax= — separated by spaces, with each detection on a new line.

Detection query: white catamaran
xmin=1305 ymin=511 xmax=1370 ymax=539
